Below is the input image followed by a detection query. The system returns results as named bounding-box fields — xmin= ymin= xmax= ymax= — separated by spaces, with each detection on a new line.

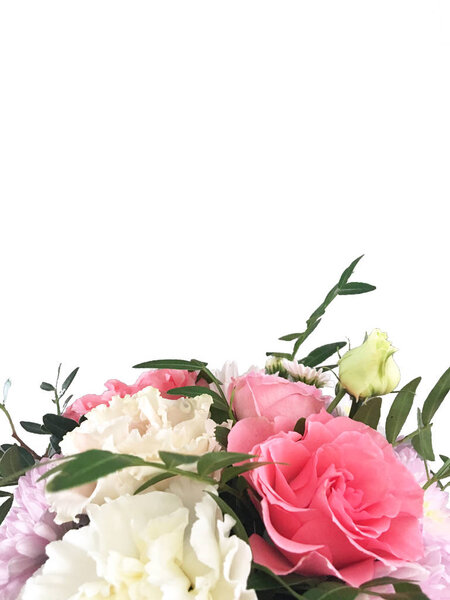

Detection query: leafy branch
xmin=267 ymin=256 xmax=375 ymax=361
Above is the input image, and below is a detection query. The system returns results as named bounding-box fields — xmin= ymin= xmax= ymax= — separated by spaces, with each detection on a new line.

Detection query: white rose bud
xmin=338 ymin=329 xmax=401 ymax=399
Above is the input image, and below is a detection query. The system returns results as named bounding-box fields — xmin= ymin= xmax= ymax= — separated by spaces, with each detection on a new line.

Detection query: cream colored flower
xmin=21 ymin=480 xmax=257 ymax=600
xmin=48 ymin=386 xmax=218 ymax=523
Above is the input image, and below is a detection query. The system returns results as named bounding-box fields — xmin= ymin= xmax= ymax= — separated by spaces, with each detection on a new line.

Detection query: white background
xmin=0 ymin=2 xmax=449 ymax=460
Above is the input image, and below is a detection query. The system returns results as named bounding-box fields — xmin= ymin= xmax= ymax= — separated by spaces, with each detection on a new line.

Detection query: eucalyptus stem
xmin=0 ymin=403 xmax=40 ymax=460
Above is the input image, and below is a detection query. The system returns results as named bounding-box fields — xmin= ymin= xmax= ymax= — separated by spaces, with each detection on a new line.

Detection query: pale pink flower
xmin=0 ymin=461 xmax=71 ymax=600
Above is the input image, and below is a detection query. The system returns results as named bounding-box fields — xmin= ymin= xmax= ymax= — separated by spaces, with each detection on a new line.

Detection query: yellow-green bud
xmin=338 ymin=329 xmax=401 ymax=399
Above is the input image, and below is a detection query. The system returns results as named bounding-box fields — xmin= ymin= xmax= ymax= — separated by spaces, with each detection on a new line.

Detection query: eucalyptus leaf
xmin=61 ymin=367 xmax=79 ymax=393
xmin=385 ymin=377 xmax=421 ymax=443
xmin=0 ymin=496 xmax=13 ymax=525
xmin=422 ymin=366 xmax=450 ymax=426
xmin=20 ymin=421 xmax=50 ymax=435
xmin=42 ymin=414 xmax=78 ymax=438
xmin=40 ymin=382 xmax=55 ymax=392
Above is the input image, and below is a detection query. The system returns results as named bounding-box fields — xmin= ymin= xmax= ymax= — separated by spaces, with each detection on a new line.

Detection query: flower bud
xmin=338 ymin=329 xmax=400 ymax=399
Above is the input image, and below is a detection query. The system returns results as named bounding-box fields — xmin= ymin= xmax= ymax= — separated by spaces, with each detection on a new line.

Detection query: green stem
xmin=326 ymin=387 xmax=346 ymax=414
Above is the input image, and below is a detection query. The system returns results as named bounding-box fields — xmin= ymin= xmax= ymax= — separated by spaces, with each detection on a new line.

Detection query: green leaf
xmin=304 ymin=584 xmax=359 ymax=600
xmin=412 ymin=410 xmax=435 ymax=461
xmin=392 ymin=581 xmax=431 ymax=599
xmin=40 ymin=382 xmax=55 ymax=392
xmin=338 ymin=282 xmax=376 ymax=295
xmin=338 ymin=255 xmax=364 ymax=286
xmin=42 ymin=414 xmax=78 ymax=438
xmin=276 ymin=256 xmax=369 ymax=359
xmin=61 ymin=367 xmax=79 ymax=393
xmin=44 ymin=450 xmax=150 ymax=492
xmin=158 ymin=451 xmax=199 ymax=469
xmin=251 ymin=563 xmax=305 ymax=599
xmin=206 ymin=492 xmax=249 ymax=542
xmin=197 ymin=452 xmax=254 ymax=477
xmin=300 ymin=342 xmax=347 ymax=368
xmin=134 ymin=472 xmax=175 ymax=495
xmin=353 ymin=397 xmax=382 ymax=429
xmin=265 ymin=351 xmax=294 ymax=358
xmin=0 ymin=445 xmax=34 ymax=477
xmin=20 ymin=421 xmax=50 ymax=435
xmin=166 ymin=385 xmax=221 ymax=403
xmin=293 ymin=417 xmax=306 ymax=435
xmin=220 ymin=461 xmax=272 ymax=484
xmin=0 ymin=490 xmax=13 ymax=497
xmin=385 ymin=377 xmax=421 ymax=443
xmin=133 ymin=359 xmax=205 ymax=370
xmin=422 ymin=366 xmax=450 ymax=426
xmin=215 ymin=425 xmax=230 ymax=448
xmin=0 ymin=496 xmax=13 ymax=525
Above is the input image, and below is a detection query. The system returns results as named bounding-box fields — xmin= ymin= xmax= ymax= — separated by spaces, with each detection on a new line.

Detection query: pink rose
xmin=64 ymin=369 xmax=202 ymax=421
xmin=227 ymin=372 xmax=328 ymax=451
xmin=231 ymin=410 xmax=424 ymax=587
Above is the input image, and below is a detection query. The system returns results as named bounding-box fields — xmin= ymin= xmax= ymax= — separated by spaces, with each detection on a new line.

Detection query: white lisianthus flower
xmin=20 ymin=480 xmax=257 ymax=600
xmin=48 ymin=386 xmax=218 ymax=523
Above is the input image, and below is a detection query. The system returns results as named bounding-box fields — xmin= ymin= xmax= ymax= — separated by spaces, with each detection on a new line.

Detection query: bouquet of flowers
xmin=1 ymin=256 xmax=449 ymax=600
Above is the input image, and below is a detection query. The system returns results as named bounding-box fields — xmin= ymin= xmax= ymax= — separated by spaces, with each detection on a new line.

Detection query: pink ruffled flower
xmin=0 ymin=462 xmax=71 ymax=600
xmin=227 ymin=372 xmax=329 ymax=452
xmin=64 ymin=369 xmax=204 ymax=421
xmin=230 ymin=410 xmax=424 ymax=587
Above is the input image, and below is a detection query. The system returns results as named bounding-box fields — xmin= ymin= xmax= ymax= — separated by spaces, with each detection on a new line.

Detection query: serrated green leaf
xmin=0 ymin=496 xmax=13 ymax=525
xmin=197 ymin=452 xmax=254 ymax=477
xmin=62 ymin=367 xmax=79 ymax=393
xmin=422 ymin=366 xmax=450 ymax=426
xmin=353 ymin=397 xmax=382 ymax=429
xmin=338 ymin=282 xmax=376 ymax=295
xmin=385 ymin=377 xmax=421 ymax=443
xmin=300 ymin=342 xmax=347 ymax=368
